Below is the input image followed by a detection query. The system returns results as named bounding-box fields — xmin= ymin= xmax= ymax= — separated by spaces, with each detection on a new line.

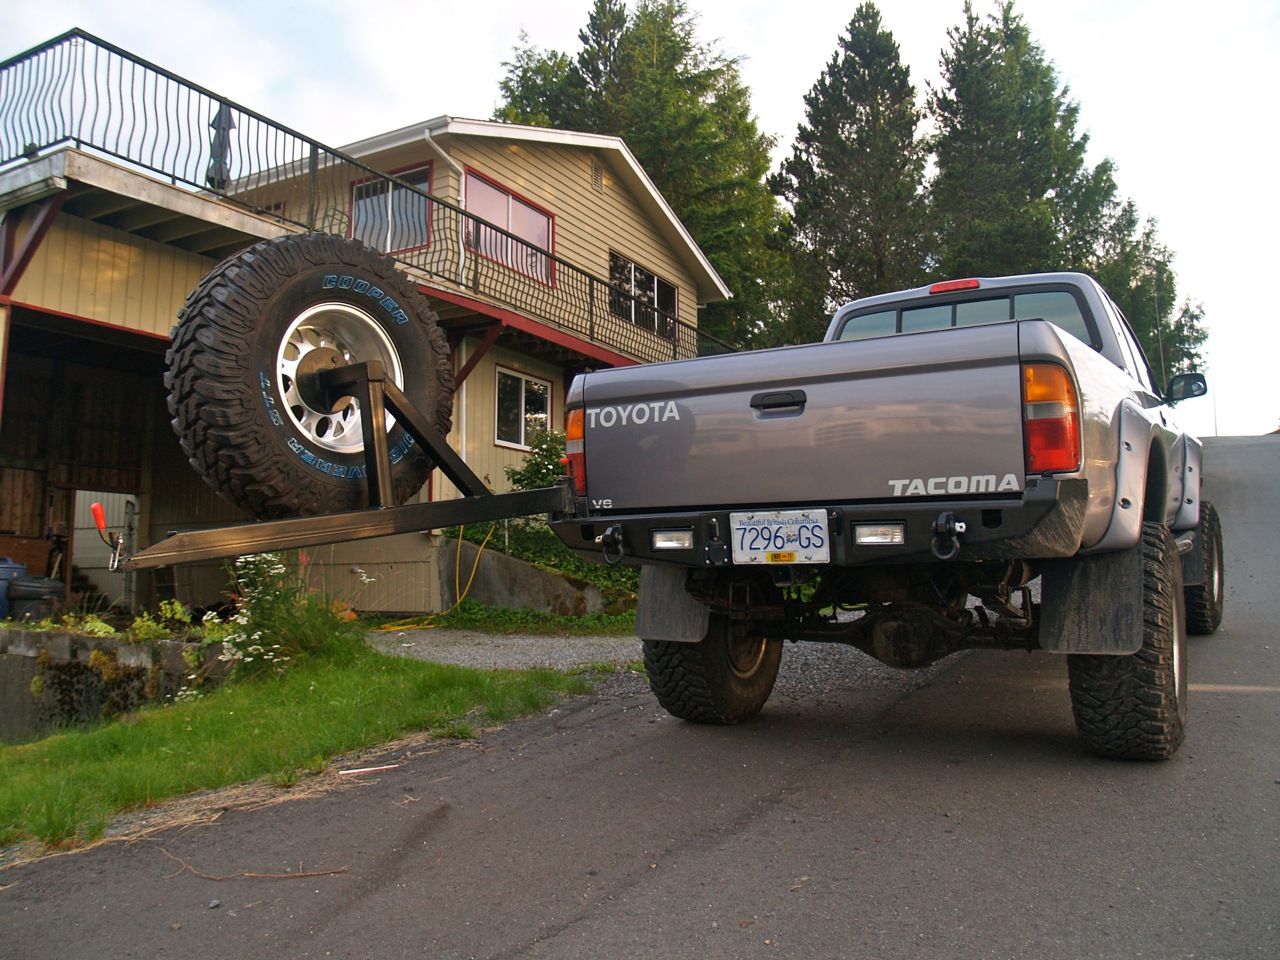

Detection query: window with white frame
xmin=495 ymin=368 xmax=551 ymax=449
xmin=465 ymin=171 xmax=554 ymax=283
xmin=608 ymin=252 xmax=677 ymax=340
xmin=352 ymin=165 xmax=431 ymax=253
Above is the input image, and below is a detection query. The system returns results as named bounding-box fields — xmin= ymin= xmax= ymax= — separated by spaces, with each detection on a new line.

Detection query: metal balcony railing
xmin=0 ymin=29 xmax=735 ymax=363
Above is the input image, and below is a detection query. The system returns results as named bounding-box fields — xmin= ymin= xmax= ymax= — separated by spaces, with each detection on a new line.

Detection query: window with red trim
xmin=352 ymin=165 xmax=431 ymax=254
xmin=465 ymin=171 xmax=554 ymax=284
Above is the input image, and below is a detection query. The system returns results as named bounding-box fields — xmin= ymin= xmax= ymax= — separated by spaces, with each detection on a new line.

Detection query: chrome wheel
xmin=276 ymin=303 xmax=405 ymax=454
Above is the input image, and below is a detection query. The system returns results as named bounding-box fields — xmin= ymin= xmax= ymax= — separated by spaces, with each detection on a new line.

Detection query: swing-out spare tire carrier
xmin=166 ymin=234 xmax=455 ymax=520
xmin=129 ymin=235 xmax=576 ymax=571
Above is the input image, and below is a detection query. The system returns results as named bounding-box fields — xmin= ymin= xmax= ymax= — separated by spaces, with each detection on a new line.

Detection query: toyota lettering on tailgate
xmin=587 ymin=402 xmax=680 ymax=428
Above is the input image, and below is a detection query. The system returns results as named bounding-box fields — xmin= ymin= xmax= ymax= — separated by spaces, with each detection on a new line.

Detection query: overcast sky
xmin=8 ymin=0 xmax=1277 ymax=435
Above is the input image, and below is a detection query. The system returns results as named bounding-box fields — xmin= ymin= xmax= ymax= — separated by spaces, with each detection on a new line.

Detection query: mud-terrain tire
xmin=643 ymin=615 xmax=782 ymax=724
xmin=1067 ymin=522 xmax=1188 ymax=760
xmin=166 ymin=234 xmax=453 ymax=519
xmin=1184 ymin=501 xmax=1224 ymax=635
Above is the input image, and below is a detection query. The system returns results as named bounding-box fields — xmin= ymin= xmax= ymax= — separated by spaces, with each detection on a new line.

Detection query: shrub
xmin=127 ymin=612 xmax=168 ymax=642
xmin=57 ymin=614 xmax=118 ymax=638
xmin=158 ymin=598 xmax=192 ymax=627
xmin=218 ymin=553 xmax=366 ymax=678
xmin=504 ymin=430 xmax=566 ymax=491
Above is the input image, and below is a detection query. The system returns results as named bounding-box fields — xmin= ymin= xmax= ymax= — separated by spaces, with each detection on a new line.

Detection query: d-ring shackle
xmin=930 ymin=511 xmax=967 ymax=561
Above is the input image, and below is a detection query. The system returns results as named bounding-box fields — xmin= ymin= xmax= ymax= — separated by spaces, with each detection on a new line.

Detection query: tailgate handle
xmin=750 ymin=389 xmax=807 ymax=411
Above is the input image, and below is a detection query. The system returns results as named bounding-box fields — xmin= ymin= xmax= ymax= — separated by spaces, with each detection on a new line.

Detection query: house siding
xmin=298 ymin=535 xmax=441 ymax=614
xmin=12 ymin=215 xmax=214 ymax=336
xmin=445 ymin=139 xmax=700 ymax=327
xmin=434 ymin=338 xmax=566 ymax=502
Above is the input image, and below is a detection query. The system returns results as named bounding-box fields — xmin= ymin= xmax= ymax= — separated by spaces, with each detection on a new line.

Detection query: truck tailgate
xmin=580 ymin=323 xmax=1026 ymax=510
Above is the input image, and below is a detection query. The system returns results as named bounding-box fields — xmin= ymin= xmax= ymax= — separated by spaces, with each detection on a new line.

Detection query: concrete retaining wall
xmin=0 ymin=630 xmax=225 ymax=743
xmin=437 ymin=538 xmax=607 ymax=616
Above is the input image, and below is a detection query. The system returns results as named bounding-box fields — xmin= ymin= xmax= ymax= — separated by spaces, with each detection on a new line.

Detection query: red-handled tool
xmin=90 ymin=502 xmax=125 ymax=571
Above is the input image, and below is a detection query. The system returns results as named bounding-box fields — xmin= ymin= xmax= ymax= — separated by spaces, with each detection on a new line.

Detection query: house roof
xmin=338 ymin=116 xmax=732 ymax=304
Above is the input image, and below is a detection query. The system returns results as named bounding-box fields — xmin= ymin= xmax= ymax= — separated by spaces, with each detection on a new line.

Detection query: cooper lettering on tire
xmin=165 ymin=234 xmax=454 ymax=519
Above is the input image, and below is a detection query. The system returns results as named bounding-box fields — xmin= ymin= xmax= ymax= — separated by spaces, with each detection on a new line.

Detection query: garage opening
xmin=2 ymin=307 xmax=252 ymax=613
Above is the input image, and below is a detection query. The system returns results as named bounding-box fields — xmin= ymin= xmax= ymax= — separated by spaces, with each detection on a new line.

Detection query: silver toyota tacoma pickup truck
xmin=550 ymin=272 xmax=1225 ymax=760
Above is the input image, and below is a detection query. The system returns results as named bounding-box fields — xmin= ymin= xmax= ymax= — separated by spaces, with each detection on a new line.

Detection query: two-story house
xmin=0 ymin=30 xmax=731 ymax=612
xmin=334 ymin=115 xmax=731 ymax=501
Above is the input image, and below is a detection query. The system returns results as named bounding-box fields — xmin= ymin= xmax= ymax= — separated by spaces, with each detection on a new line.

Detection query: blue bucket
xmin=0 ymin=557 xmax=28 ymax=620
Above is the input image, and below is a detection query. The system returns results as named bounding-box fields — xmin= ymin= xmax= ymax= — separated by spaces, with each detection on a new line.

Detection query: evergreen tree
xmin=928 ymin=1 xmax=1207 ymax=384
xmin=1091 ymin=202 xmax=1207 ymax=387
xmin=494 ymin=1 xmax=786 ymax=346
xmin=493 ymin=34 xmax=575 ymax=129
xmin=928 ymin=1 xmax=1115 ymax=277
xmin=773 ymin=2 xmax=928 ymax=340
xmin=570 ymin=0 xmax=630 ymax=131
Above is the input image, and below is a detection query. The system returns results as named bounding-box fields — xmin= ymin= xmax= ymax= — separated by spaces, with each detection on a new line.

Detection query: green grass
xmin=0 ymin=646 xmax=588 ymax=849
xmin=426 ymin=598 xmax=636 ymax=635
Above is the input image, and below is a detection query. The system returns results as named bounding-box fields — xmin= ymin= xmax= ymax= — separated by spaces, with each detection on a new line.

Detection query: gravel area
xmin=368 ymin=628 xmax=641 ymax=671
xmin=368 ymin=628 xmax=955 ymax=704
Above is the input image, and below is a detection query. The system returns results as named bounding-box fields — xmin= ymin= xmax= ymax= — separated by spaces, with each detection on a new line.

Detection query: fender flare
xmin=1171 ymin=434 xmax=1202 ymax=532
xmin=1081 ymin=399 xmax=1158 ymax=555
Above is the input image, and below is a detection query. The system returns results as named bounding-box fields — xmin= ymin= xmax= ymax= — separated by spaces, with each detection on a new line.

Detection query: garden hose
xmin=375 ymin=523 xmax=497 ymax=631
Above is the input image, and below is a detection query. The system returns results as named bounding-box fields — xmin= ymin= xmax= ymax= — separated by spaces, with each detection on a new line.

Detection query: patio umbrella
xmin=206 ymin=102 xmax=235 ymax=191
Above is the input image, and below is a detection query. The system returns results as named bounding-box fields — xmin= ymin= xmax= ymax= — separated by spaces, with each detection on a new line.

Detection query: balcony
xmin=0 ymin=30 xmax=734 ymax=365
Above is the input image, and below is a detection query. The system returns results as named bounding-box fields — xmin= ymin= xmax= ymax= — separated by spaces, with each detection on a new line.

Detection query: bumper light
xmin=651 ymin=529 xmax=694 ymax=551
xmin=855 ymin=523 xmax=905 ymax=545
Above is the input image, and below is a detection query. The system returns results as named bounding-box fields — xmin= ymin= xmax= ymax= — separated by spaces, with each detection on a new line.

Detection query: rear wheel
xmin=165 ymin=234 xmax=454 ymax=519
xmin=643 ymin=615 xmax=782 ymax=724
xmin=1184 ymin=501 xmax=1224 ymax=635
xmin=1068 ymin=523 xmax=1188 ymax=760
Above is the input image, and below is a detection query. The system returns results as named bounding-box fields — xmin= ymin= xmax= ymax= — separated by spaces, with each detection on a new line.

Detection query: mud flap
xmin=1039 ymin=538 xmax=1145 ymax=654
xmin=636 ymin=565 xmax=710 ymax=643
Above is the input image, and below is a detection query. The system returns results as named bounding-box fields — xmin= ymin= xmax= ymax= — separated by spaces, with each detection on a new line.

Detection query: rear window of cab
xmin=836 ymin=290 xmax=1097 ymax=348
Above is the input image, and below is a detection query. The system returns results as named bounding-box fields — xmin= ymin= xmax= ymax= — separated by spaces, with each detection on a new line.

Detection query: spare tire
xmin=166 ymin=234 xmax=454 ymax=519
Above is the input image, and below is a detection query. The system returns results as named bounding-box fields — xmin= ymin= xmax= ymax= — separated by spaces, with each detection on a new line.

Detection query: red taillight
xmin=563 ymin=408 xmax=586 ymax=496
xmin=1023 ymin=364 xmax=1080 ymax=474
xmin=91 ymin=502 xmax=108 ymax=534
xmin=929 ymin=278 xmax=981 ymax=294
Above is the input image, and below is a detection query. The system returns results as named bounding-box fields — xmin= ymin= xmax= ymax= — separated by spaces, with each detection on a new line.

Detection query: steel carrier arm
xmin=125 ymin=361 xmax=573 ymax=570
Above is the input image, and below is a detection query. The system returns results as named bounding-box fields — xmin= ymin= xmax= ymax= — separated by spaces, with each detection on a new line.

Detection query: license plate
xmin=730 ymin=510 xmax=830 ymax=564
